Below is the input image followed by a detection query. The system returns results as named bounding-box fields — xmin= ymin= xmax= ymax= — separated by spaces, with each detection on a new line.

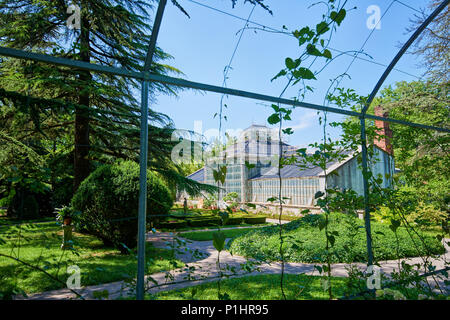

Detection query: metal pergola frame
xmin=0 ymin=0 xmax=448 ymax=300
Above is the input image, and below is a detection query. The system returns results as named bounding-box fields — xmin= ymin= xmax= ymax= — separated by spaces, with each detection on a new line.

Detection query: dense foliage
xmin=72 ymin=161 xmax=173 ymax=253
xmin=374 ymin=80 xmax=449 ymax=215
xmin=229 ymin=213 xmax=445 ymax=263
xmin=0 ymin=0 xmax=215 ymax=220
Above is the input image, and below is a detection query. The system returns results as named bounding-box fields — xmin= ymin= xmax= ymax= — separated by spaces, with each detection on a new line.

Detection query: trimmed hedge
xmin=187 ymin=217 xmax=221 ymax=227
xmin=225 ymin=217 xmax=244 ymax=225
xmin=159 ymin=220 xmax=188 ymax=229
xmin=243 ymin=216 xmax=266 ymax=224
xmin=72 ymin=161 xmax=173 ymax=253
xmin=153 ymin=213 xmax=267 ymax=230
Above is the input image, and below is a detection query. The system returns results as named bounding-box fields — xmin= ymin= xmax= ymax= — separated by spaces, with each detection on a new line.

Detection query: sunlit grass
xmin=146 ymin=274 xmax=446 ymax=300
xmin=149 ymin=274 xmax=350 ymax=300
xmin=0 ymin=221 xmax=183 ymax=294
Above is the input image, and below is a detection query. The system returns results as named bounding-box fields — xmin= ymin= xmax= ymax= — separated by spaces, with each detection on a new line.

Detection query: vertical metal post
xmin=136 ymin=80 xmax=149 ymax=300
xmin=360 ymin=117 xmax=374 ymax=266
xmin=136 ymin=0 xmax=167 ymax=300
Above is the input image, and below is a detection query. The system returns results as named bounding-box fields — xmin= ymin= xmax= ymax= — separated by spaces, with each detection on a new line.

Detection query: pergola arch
xmin=0 ymin=0 xmax=448 ymax=299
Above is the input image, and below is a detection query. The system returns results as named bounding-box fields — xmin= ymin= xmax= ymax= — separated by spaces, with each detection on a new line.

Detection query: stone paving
xmin=20 ymin=226 xmax=449 ymax=300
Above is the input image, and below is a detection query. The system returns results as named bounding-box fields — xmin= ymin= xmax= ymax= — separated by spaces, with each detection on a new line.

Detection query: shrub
xmin=71 ymin=161 xmax=173 ymax=253
xmin=223 ymin=192 xmax=239 ymax=202
xmin=158 ymin=220 xmax=187 ymax=229
xmin=373 ymin=202 xmax=448 ymax=227
xmin=372 ymin=206 xmax=395 ymax=224
xmin=409 ymin=202 xmax=448 ymax=226
xmin=243 ymin=216 xmax=266 ymax=224
xmin=223 ymin=192 xmax=239 ymax=210
xmin=225 ymin=217 xmax=244 ymax=225
xmin=187 ymin=217 xmax=221 ymax=227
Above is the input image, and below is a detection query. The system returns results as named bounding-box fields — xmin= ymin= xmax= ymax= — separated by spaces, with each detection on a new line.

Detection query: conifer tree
xmin=0 ymin=0 xmax=215 ymax=212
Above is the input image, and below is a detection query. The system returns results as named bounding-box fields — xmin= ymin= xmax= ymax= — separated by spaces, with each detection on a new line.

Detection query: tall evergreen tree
xmin=0 ymin=0 xmax=215 ymax=212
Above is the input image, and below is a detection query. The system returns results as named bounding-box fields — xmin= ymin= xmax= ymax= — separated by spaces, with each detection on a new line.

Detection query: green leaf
xmin=293 ymin=67 xmax=316 ymax=80
xmin=315 ymin=191 xmax=325 ymax=199
xmin=314 ymin=265 xmax=323 ymax=274
xmin=293 ymin=26 xmax=314 ymax=46
xmin=220 ymin=210 xmax=230 ymax=225
xmin=328 ymin=235 xmax=335 ymax=246
xmin=271 ymin=69 xmax=287 ymax=81
xmin=285 ymin=57 xmax=296 ymax=70
xmin=389 ymin=219 xmax=401 ymax=233
xmin=296 ymin=148 xmax=307 ymax=156
xmin=318 ymin=218 xmax=327 ymax=231
xmin=316 ymin=21 xmax=330 ymax=35
xmin=267 ymin=113 xmax=281 ymax=125
xmin=245 ymin=161 xmax=256 ymax=169
xmin=213 ymin=231 xmax=226 ymax=252
xmin=282 ymin=128 xmax=293 ymax=135
xmin=221 ymin=166 xmax=227 ymax=176
xmin=306 ymin=44 xmax=322 ymax=57
xmin=330 ymin=9 xmax=346 ymax=26
xmin=213 ymin=165 xmax=227 ymax=184
xmin=323 ymin=49 xmax=332 ymax=60
xmin=270 ymin=104 xmax=280 ymax=112
xmin=218 ymin=292 xmax=231 ymax=300
xmin=282 ymin=112 xmax=292 ymax=121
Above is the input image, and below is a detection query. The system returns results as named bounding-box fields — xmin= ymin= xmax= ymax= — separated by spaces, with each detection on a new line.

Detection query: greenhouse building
xmin=185 ymin=109 xmax=395 ymax=211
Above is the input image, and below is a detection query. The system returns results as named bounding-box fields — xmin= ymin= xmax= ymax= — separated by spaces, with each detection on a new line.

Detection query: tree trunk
xmin=73 ymin=6 xmax=92 ymax=192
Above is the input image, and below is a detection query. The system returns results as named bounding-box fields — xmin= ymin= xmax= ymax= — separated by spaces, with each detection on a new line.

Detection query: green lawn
xmin=143 ymin=274 xmax=442 ymax=300
xmin=149 ymin=274 xmax=348 ymax=300
xmin=0 ymin=215 xmax=54 ymax=227
xmin=180 ymin=227 xmax=259 ymax=241
xmin=229 ymin=213 xmax=445 ymax=263
xmin=0 ymin=220 xmax=183 ymax=295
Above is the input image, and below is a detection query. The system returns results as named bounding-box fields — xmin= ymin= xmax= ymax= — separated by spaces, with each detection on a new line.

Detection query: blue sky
xmin=151 ymin=0 xmax=431 ymax=149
